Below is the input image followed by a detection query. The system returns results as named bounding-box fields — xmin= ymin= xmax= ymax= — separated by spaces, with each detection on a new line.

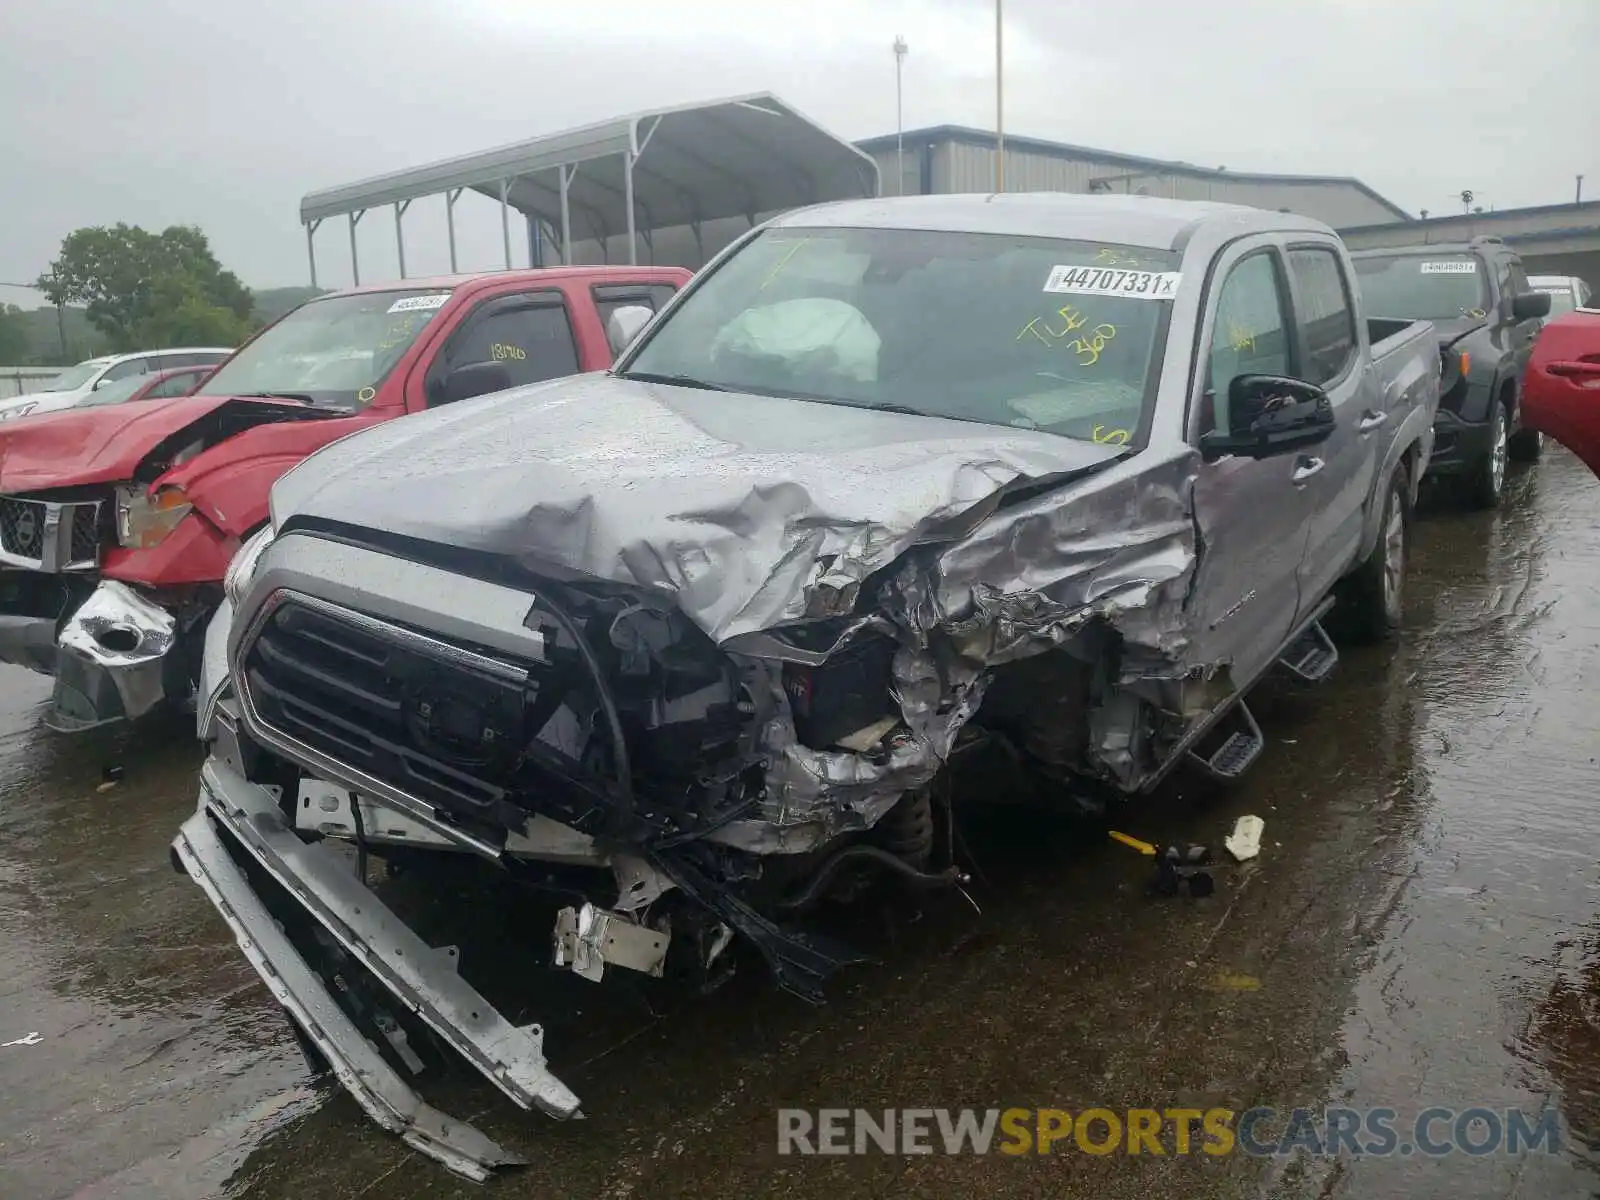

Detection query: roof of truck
xmin=324 ymin=265 xmax=690 ymax=300
xmin=768 ymin=192 xmax=1333 ymax=249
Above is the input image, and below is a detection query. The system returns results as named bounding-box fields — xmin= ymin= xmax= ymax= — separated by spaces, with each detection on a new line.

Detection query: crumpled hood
xmin=270 ymin=373 xmax=1124 ymax=642
xmin=0 ymin=395 xmax=235 ymax=491
xmin=0 ymin=394 xmax=343 ymax=493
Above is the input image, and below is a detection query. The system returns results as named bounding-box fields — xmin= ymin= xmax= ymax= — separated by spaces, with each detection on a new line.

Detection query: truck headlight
xmin=116 ymin=484 xmax=194 ymax=549
xmin=224 ymin=525 xmax=276 ymax=606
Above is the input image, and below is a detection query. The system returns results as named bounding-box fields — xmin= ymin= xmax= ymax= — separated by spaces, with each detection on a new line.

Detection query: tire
xmin=1338 ymin=463 xmax=1409 ymax=644
xmin=1463 ymin=402 xmax=1510 ymax=509
xmin=1508 ymin=425 xmax=1543 ymax=463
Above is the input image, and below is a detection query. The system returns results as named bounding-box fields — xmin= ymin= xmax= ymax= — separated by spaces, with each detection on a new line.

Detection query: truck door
xmin=418 ymin=290 xmax=582 ymax=410
xmin=1187 ymin=238 xmax=1316 ymax=686
xmin=1284 ymin=244 xmax=1373 ymax=616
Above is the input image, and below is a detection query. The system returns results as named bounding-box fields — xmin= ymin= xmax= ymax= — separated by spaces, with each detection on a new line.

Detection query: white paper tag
xmin=1044 ymin=266 xmax=1182 ymax=300
xmin=1419 ymin=261 xmax=1476 ymax=275
xmin=386 ymin=293 xmax=451 ymax=313
xmin=1535 ymin=286 xmax=1568 ymax=295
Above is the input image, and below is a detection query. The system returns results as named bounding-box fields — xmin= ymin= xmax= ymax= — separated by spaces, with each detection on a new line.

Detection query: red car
xmin=1521 ymin=308 xmax=1600 ymax=479
xmin=0 ymin=266 xmax=690 ymax=730
xmin=69 ymin=364 xmax=217 ymax=410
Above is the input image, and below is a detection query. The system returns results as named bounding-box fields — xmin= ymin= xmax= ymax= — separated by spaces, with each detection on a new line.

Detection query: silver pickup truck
xmin=172 ymin=194 xmax=1440 ymax=1177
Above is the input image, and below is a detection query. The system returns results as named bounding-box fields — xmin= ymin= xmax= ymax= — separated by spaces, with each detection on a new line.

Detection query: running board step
xmin=1187 ymin=700 xmax=1265 ymax=782
xmin=1277 ymin=619 xmax=1339 ymax=684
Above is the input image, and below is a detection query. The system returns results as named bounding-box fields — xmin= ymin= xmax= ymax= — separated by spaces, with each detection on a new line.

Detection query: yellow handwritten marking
xmin=759 ymin=238 xmax=810 ymax=290
xmin=1092 ymin=424 xmax=1130 ymax=445
xmin=1463 ymin=307 xmax=1487 ymax=320
xmin=1095 ymin=247 xmax=1143 ymax=267
xmin=357 ymin=386 xmax=376 ymax=403
xmin=1017 ymin=305 xmax=1091 ymax=346
xmin=1067 ymin=323 xmax=1117 ymax=366
xmin=490 ymin=342 xmax=527 ymax=362
xmin=1226 ymin=320 xmax=1256 ymax=353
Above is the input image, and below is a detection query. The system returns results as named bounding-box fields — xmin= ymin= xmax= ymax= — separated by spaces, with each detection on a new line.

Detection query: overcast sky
xmin=1 ymin=0 xmax=1594 ymax=306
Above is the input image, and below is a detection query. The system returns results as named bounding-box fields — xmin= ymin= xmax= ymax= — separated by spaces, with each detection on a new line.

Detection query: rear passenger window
xmin=591 ymin=284 xmax=680 ymax=337
xmin=147 ymin=370 xmax=205 ymax=398
xmin=101 ymin=358 xmax=149 ymax=384
xmin=1288 ymin=248 xmax=1357 ymax=385
xmin=450 ymin=300 xmax=580 ymax=388
xmin=1206 ymin=253 xmax=1291 ymax=435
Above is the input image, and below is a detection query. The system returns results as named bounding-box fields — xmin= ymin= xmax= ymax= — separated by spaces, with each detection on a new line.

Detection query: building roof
xmin=1339 ymin=199 xmax=1600 ymax=236
xmin=856 ymin=124 xmax=1411 ymax=222
xmin=300 ymin=94 xmax=881 ymax=241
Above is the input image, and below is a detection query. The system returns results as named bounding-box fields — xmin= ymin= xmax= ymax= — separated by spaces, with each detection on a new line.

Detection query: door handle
xmin=1549 ymin=360 xmax=1600 ymax=379
xmin=1357 ymin=411 xmax=1388 ymax=433
xmin=1292 ymin=457 xmax=1326 ymax=485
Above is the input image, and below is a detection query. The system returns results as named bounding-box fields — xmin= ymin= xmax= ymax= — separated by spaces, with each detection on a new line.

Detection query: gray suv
xmin=1352 ymin=236 xmax=1551 ymax=507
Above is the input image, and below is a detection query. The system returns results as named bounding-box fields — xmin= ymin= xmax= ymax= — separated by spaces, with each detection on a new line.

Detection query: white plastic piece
xmin=1224 ymin=815 xmax=1265 ymax=862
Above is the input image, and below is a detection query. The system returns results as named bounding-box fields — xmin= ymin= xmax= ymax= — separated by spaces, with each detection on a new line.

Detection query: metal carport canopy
xmin=298 ymin=93 xmax=880 ymax=284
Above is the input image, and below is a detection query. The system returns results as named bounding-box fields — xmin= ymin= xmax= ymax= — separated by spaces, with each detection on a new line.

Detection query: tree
xmin=134 ymin=273 xmax=252 ymax=348
xmin=0 ymin=305 xmax=29 ymax=364
xmin=37 ymin=224 xmax=253 ymax=352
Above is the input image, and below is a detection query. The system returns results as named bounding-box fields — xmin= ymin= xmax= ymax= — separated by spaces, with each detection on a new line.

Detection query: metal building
xmin=855 ymin=125 xmax=1411 ymax=230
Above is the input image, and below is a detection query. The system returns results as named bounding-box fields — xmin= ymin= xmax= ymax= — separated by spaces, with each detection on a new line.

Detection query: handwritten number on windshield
xmin=1068 ymin=324 xmax=1117 ymax=366
xmin=1092 ymin=425 xmax=1130 ymax=445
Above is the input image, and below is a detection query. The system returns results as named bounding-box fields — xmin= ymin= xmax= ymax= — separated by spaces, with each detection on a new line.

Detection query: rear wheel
xmin=1463 ymin=403 xmax=1509 ymax=509
xmin=1338 ymin=464 xmax=1408 ymax=644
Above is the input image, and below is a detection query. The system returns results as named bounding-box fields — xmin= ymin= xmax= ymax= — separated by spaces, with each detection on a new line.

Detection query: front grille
xmin=70 ymin=505 xmax=99 ymax=565
xmin=0 ymin=498 xmax=44 ymax=559
xmin=241 ymin=597 xmax=542 ymax=828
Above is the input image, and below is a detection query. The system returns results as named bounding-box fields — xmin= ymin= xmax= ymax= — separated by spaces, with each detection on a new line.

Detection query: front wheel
xmin=1508 ymin=426 xmax=1543 ymax=463
xmin=1337 ymin=464 xmax=1408 ymax=644
xmin=1463 ymin=404 xmax=1510 ymax=509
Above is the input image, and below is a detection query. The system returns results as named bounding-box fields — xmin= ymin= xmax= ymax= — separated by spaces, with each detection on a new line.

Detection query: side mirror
xmin=1200 ymin=374 xmax=1335 ymax=461
xmin=437 ymin=361 xmax=513 ymax=405
xmin=1512 ymin=291 xmax=1552 ymax=322
xmin=606 ymin=305 xmax=654 ymax=357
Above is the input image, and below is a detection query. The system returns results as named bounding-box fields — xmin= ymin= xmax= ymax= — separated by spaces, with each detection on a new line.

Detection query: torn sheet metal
xmin=265 ymin=372 xmax=1132 ymax=644
xmin=262 ymin=376 xmax=1205 ymax=840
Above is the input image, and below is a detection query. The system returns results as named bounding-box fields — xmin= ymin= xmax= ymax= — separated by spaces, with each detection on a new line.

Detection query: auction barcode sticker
xmin=1044 ymin=266 xmax=1182 ymax=300
xmin=1419 ymin=261 xmax=1477 ymax=274
xmin=387 ymin=293 xmax=452 ymax=313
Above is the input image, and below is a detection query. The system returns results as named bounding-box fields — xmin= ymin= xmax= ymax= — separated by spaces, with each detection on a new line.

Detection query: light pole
xmin=893 ymin=36 xmax=908 ymax=196
xmin=1578 ymin=174 xmax=1586 ymax=204
xmin=994 ymin=0 xmax=1005 ymax=192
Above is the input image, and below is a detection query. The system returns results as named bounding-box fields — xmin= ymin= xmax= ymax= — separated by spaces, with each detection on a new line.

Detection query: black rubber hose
xmin=774 ymin=843 xmax=963 ymax=914
xmin=528 ymin=587 xmax=635 ymax=834
xmin=349 ymin=791 xmax=368 ymax=883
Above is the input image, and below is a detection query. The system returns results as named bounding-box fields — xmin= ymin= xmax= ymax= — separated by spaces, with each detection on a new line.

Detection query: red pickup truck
xmin=0 ymin=265 xmax=690 ymax=731
xmin=1521 ymin=307 xmax=1600 ymax=480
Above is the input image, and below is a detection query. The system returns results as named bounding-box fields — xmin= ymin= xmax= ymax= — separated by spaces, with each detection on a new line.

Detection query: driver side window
xmin=1206 ymin=253 xmax=1291 ymax=435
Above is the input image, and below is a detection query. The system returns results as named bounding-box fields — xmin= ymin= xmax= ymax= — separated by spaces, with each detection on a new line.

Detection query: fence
xmin=0 ymin=368 xmax=57 ymax=398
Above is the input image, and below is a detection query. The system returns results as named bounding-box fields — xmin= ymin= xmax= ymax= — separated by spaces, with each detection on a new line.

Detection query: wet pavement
xmin=3 ymin=449 xmax=1600 ymax=1199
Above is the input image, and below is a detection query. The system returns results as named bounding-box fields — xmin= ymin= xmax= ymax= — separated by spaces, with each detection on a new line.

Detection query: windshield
xmin=35 ymin=362 xmax=105 ymax=392
xmin=198 ymin=288 xmax=454 ymax=409
xmin=622 ymin=226 xmax=1181 ymax=445
xmin=1353 ymin=254 xmax=1491 ymax=321
xmin=70 ymin=374 xmax=151 ymax=409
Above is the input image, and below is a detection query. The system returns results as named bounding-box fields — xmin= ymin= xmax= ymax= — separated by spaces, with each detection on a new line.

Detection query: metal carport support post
xmin=623 ymin=151 xmax=637 ymax=265
xmin=498 ymin=179 xmax=512 ymax=269
xmin=558 ymin=165 xmax=574 ymax=265
xmin=347 ymin=209 xmax=365 ymax=286
xmin=305 ymin=219 xmax=322 ymax=287
xmin=445 ymin=189 xmax=462 ymax=273
xmin=393 ymin=200 xmax=411 ymax=278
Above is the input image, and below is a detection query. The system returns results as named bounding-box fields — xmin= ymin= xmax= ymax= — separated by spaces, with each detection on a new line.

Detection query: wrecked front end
xmin=0 ymin=398 xmax=344 ymax=730
xmin=172 ymin=434 xmax=1203 ymax=1177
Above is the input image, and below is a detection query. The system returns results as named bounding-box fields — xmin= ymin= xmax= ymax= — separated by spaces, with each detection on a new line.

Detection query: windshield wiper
xmin=619 ymin=371 xmax=730 ymax=392
xmin=236 ymin=390 xmax=319 ymax=405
